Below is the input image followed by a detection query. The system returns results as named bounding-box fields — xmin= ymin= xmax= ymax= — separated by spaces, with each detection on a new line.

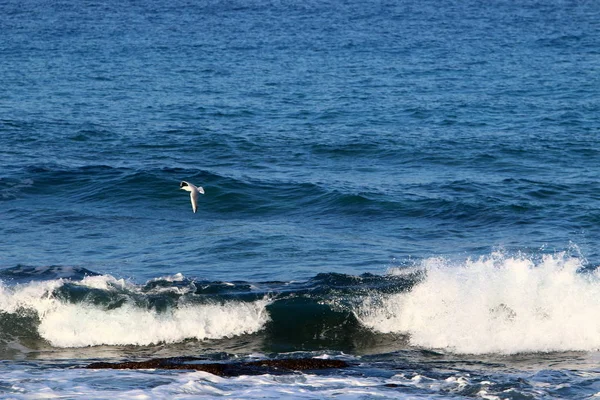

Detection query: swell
xmin=5 ymin=161 xmax=598 ymax=229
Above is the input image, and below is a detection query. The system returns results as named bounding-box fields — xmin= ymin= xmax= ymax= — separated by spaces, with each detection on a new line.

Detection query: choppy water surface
xmin=1 ymin=0 xmax=600 ymax=398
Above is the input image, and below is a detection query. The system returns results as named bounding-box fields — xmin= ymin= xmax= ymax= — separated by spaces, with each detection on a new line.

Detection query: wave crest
xmin=0 ymin=275 xmax=270 ymax=348
xmin=40 ymin=298 xmax=270 ymax=347
xmin=358 ymin=252 xmax=600 ymax=354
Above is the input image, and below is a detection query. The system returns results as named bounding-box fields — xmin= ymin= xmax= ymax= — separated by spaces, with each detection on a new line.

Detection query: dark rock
xmin=85 ymin=357 xmax=349 ymax=377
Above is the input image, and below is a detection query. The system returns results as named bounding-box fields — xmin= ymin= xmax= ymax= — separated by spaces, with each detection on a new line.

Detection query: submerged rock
xmin=86 ymin=357 xmax=349 ymax=377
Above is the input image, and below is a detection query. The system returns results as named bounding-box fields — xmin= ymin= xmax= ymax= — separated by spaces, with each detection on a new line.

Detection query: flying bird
xmin=180 ymin=181 xmax=204 ymax=213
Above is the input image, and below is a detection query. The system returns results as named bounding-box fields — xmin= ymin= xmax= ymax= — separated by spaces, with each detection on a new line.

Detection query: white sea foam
xmin=147 ymin=272 xmax=186 ymax=283
xmin=358 ymin=252 xmax=600 ymax=354
xmin=40 ymin=299 xmax=270 ymax=347
xmin=78 ymin=274 xmax=130 ymax=291
xmin=0 ymin=275 xmax=270 ymax=348
xmin=0 ymin=367 xmax=442 ymax=399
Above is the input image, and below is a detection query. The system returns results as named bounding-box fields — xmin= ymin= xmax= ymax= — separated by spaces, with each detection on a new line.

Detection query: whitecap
xmin=357 ymin=252 xmax=600 ymax=354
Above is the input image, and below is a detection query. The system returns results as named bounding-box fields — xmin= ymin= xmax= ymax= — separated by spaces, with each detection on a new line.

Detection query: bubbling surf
xmin=358 ymin=252 xmax=600 ymax=354
xmin=0 ymin=274 xmax=270 ymax=348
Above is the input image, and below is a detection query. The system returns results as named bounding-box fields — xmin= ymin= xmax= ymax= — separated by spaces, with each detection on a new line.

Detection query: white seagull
xmin=180 ymin=181 xmax=204 ymax=213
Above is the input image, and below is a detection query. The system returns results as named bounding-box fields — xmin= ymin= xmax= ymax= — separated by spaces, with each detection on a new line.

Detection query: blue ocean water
xmin=1 ymin=0 xmax=600 ymax=398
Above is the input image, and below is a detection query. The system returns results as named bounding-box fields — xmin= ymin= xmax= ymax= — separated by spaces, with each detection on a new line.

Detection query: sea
xmin=1 ymin=0 xmax=600 ymax=398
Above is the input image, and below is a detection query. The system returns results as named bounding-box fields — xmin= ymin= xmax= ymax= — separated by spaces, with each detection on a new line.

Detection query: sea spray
xmin=357 ymin=252 xmax=600 ymax=354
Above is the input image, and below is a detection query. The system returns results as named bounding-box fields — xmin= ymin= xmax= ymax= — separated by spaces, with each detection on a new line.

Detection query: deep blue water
xmin=1 ymin=0 xmax=600 ymax=398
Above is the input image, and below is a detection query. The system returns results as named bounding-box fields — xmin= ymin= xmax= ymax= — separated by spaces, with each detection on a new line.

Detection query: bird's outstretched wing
xmin=190 ymin=192 xmax=198 ymax=213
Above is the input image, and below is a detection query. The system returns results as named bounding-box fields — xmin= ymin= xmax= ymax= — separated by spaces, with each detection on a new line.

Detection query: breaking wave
xmin=0 ymin=269 xmax=269 ymax=348
xmin=2 ymin=253 xmax=600 ymax=355
xmin=358 ymin=252 xmax=600 ymax=354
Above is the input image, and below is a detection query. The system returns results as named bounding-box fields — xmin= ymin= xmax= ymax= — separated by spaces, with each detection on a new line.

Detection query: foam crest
xmin=147 ymin=272 xmax=186 ymax=283
xmin=359 ymin=252 xmax=600 ymax=354
xmin=40 ymin=299 xmax=270 ymax=347
xmin=78 ymin=274 xmax=130 ymax=291
xmin=0 ymin=279 xmax=62 ymax=315
xmin=0 ymin=277 xmax=270 ymax=348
